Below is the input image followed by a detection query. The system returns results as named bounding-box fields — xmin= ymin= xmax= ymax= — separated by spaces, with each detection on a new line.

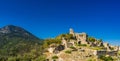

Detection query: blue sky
xmin=0 ymin=0 xmax=120 ymax=45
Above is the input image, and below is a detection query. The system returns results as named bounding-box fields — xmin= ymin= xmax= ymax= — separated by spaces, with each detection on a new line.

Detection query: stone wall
xmin=93 ymin=50 xmax=117 ymax=57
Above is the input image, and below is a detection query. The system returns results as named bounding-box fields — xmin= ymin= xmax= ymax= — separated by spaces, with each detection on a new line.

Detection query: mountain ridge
xmin=0 ymin=25 xmax=41 ymax=40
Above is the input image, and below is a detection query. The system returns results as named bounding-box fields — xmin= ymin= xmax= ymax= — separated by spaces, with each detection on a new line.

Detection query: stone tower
xmin=69 ymin=28 xmax=75 ymax=36
xmin=76 ymin=32 xmax=88 ymax=44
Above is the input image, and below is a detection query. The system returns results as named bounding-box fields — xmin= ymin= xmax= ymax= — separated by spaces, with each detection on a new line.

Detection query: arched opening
xmin=78 ymin=41 xmax=81 ymax=44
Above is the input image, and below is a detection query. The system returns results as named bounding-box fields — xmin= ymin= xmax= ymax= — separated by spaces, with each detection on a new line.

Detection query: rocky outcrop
xmin=54 ymin=45 xmax=65 ymax=54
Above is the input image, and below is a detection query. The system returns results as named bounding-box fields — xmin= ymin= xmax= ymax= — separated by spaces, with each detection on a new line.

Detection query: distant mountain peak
xmin=0 ymin=25 xmax=41 ymax=46
xmin=0 ymin=25 xmax=23 ymax=34
xmin=0 ymin=25 xmax=39 ymax=40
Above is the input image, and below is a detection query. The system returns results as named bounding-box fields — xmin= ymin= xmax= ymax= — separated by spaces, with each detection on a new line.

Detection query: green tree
xmin=88 ymin=37 xmax=96 ymax=42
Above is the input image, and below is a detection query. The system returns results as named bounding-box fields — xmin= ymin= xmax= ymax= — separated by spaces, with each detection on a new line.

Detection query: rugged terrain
xmin=43 ymin=29 xmax=119 ymax=61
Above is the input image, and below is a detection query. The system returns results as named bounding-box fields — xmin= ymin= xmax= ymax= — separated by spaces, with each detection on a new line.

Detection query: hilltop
xmin=43 ymin=28 xmax=119 ymax=61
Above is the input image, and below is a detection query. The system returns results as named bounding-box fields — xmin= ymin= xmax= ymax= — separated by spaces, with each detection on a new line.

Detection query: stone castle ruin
xmin=47 ymin=28 xmax=119 ymax=60
xmin=61 ymin=28 xmax=89 ymax=49
xmin=62 ymin=28 xmax=102 ymax=48
xmin=69 ymin=28 xmax=88 ymax=45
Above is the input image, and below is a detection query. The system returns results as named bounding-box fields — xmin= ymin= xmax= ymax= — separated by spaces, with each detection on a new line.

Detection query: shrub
xmin=70 ymin=46 xmax=76 ymax=49
xmin=65 ymin=50 xmax=71 ymax=54
xmin=87 ymin=59 xmax=92 ymax=61
xmin=77 ymin=44 xmax=87 ymax=46
xmin=87 ymin=58 xmax=96 ymax=61
xmin=52 ymin=56 xmax=58 ymax=60
xmin=88 ymin=37 xmax=96 ymax=42
xmin=99 ymin=55 xmax=113 ymax=61
xmin=91 ymin=47 xmax=103 ymax=50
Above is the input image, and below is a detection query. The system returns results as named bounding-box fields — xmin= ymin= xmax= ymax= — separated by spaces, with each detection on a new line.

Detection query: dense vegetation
xmin=0 ymin=25 xmax=45 ymax=61
xmin=99 ymin=56 xmax=113 ymax=61
xmin=0 ymin=38 xmax=44 ymax=61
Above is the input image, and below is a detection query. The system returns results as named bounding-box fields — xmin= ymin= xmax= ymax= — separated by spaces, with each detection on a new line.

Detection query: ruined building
xmin=62 ymin=28 xmax=89 ymax=48
xmin=69 ymin=28 xmax=88 ymax=44
xmin=47 ymin=28 xmax=119 ymax=58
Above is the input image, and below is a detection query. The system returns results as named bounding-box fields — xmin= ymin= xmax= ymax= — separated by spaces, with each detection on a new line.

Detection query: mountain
xmin=0 ymin=25 xmax=40 ymax=40
xmin=0 ymin=25 xmax=41 ymax=47
xmin=0 ymin=25 xmax=43 ymax=60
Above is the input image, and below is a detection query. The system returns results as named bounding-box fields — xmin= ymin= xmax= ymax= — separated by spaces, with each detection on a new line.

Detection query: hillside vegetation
xmin=0 ymin=25 xmax=45 ymax=61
